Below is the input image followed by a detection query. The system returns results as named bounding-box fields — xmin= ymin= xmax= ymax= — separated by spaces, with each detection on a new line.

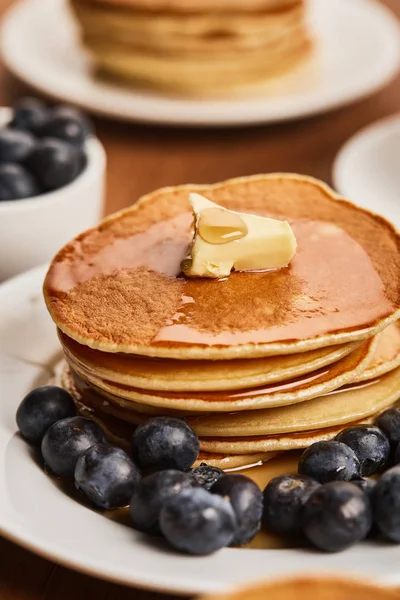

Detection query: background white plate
xmin=333 ymin=114 xmax=400 ymax=229
xmin=2 ymin=265 xmax=400 ymax=594
xmin=1 ymin=0 xmax=400 ymax=126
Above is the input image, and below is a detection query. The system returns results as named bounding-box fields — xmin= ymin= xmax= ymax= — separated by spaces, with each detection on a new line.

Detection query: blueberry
xmin=352 ymin=478 xmax=376 ymax=497
xmin=132 ymin=417 xmax=199 ymax=471
xmin=298 ymin=441 xmax=361 ymax=483
xmin=262 ymin=474 xmax=320 ymax=537
xmin=191 ymin=463 xmax=224 ymax=490
xmin=38 ymin=112 xmax=86 ymax=147
xmin=0 ymin=128 xmax=35 ymax=163
xmin=51 ymin=105 xmax=93 ymax=138
xmin=16 ymin=385 xmax=76 ymax=444
xmin=75 ymin=443 xmax=141 ymax=509
xmin=26 ymin=138 xmax=83 ymax=191
xmin=0 ymin=163 xmax=39 ymax=200
xmin=38 ymin=105 xmax=92 ymax=146
xmin=303 ymin=482 xmax=372 ymax=552
xmin=372 ymin=466 xmax=400 ymax=542
xmin=11 ymin=97 xmax=49 ymax=133
xmin=377 ymin=408 xmax=400 ymax=448
xmin=211 ymin=474 xmax=262 ymax=545
xmin=129 ymin=469 xmax=198 ymax=535
xmin=160 ymin=487 xmax=237 ymax=555
xmin=335 ymin=426 xmax=390 ymax=476
xmin=41 ymin=416 xmax=106 ymax=478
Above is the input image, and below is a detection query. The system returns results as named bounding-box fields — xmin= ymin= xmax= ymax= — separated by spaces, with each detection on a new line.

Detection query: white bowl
xmin=0 ymin=106 xmax=106 ymax=280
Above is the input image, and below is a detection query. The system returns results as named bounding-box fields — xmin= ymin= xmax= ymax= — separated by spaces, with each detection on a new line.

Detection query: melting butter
xmin=182 ymin=193 xmax=297 ymax=279
xmin=198 ymin=208 xmax=248 ymax=245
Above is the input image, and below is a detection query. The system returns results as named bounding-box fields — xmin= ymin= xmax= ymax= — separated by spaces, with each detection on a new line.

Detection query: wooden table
xmin=1 ymin=0 xmax=400 ymax=597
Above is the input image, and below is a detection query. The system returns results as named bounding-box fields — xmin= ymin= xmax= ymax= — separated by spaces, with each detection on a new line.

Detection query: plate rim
xmin=1 ymin=0 xmax=400 ymax=126
xmin=333 ymin=112 xmax=400 ymax=215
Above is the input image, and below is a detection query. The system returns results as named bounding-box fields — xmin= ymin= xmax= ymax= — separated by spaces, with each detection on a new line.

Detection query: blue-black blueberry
xmin=132 ymin=417 xmax=200 ymax=471
xmin=11 ymin=97 xmax=49 ymax=133
xmin=211 ymin=474 xmax=263 ymax=545
xmin=26 ymin=137 xmax=84 ymax=191
xmin=41 ymin=416 xmax=106 ymax=478
xmin=129 ymin=469 xmax=198 ymax=535
xmin=16 ymin=385 xmax=76 ymax=444
xmin=160 ymin=487 xmax=237 ymax=555
xmin=262 ymin=474 xmax=320 ymax=537
xmin=377 ymin=408 xmax=400 ymax=448
xmin=0 ymin=128 xmax=36 ymax=163
xmin=352 ymin=477 xmax=376 ymax=497
xmin=75 ymin=443 xmax=141 ymax=509
xmin=0 ymin=163 xmax=39 ymax=200
xmin=303 ymin=481 xmax=372 ymax=552
xmin=298 ymin=441 xmax=361 ymax=483
xmin=336 ymin=425 xmax=390 ymax=476
xmin=191 ymin=463 xmax=224 ymax=490
xmin=38 ymin=109 xmax=87 ymax=147
xmin=372 ymin=465 xmax=400 ymax=542
xmin=50 ymin=105 xmax=93 ymax=138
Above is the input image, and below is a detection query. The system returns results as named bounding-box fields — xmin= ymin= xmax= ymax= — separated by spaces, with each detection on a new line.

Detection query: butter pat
xmin=181 ymin=193 xmax=297 ymax=279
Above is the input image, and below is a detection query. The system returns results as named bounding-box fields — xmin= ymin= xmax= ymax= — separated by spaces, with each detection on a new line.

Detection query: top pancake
xmin=43 ymin=174 xmax=400 ymax=360
xmin=83 ymin=0 xmax=301 ymax=14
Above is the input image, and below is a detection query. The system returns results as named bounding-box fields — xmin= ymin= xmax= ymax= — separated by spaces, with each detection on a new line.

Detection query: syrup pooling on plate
xmin=45 ymin=215 xmax=395 ymax=350
xmin=108 ymin=453 xmax=302 ymax=551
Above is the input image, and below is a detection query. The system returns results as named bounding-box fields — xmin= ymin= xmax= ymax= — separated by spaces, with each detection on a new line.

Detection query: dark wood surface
xmin=1 ymin=0 xmax=400 ymax=597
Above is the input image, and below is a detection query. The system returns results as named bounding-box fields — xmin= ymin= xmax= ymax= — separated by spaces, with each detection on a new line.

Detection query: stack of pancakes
xmin=43 ymin=174 xmax=400 ymax=470
xmin=69 ymin=0 xmax=311 ymax=95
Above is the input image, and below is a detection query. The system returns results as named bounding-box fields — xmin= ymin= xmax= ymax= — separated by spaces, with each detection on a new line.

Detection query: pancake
xmin=79 ymin=0 xmax=301 ymax=12
xmin=188 ymin=365 xmax=400 ymax=437
xmin=63 ymin=361 xmax=373 ymax=456
xmin=88 ymin=38 xmax=311 ymax=96
xmin=63 ymin=358 xmax=400 ymax=439
xmin=354 ymin=321 xmax=400 ymax=382
xmin=200 ymin=577 xmax=400 ymax=600
xmin=72 ymin=1 xmax=305 ymax=54
xmin=198 ymin=418 xmax=374 ymax=455
xmin=70 ymin=0 xmax=309 ymax=95
xmin=59 ymin=330 xmax=361 ymax=392
xmin=43 ymin=174 xmax=400 ymax=361
xmin=60 ymin=365 xmax=280 ymax=468
xmin=69 ymin=337 xmax=377 ymax=412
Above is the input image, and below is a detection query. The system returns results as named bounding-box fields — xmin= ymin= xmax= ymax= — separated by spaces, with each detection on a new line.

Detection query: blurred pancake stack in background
xmin=43 ymin=174 xmax=400 ymax=470
xmin=69 ymin=0 xmax=312 ymax=95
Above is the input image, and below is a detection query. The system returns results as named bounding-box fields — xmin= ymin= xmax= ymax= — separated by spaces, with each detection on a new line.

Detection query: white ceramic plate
xmin=1 ymin=0 xmax=400 ymax=127
xmin=2 ymin=265 xmax=400 ymax=594
xmin=333 ymin=114 xmax=400 ymax=229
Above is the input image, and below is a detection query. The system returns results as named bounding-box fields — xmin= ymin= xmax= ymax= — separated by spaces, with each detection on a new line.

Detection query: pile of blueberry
xmin=0 ymin=97 xmax=92 ymax=200
xmin=16 ymin=385 xmax=400 ymax=555
xmin=264 ymin=413 xmax=400 ymax=551
xmin=16 ymin=385 xmax=262 ymax=555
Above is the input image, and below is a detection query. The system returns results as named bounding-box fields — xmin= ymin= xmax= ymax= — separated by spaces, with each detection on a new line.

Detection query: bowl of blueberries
xmin=0 ymin=97 xmax=106 ymax=280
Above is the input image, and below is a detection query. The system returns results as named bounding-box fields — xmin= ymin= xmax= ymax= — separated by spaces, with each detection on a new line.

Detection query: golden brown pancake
xmin=80 ymin=0 xmax=301 ymax=12
xmin=198 ymin=418 xmax=374 ymax=455
xmin=199 ymin=577 xmax=400 ymax=600
xmin=62 ymin=355 xmax=400 ymax=438
xmin=355 ymin=321 xmax=400 ymax=382
xmin=69 ymin=337 xmax=376 ymax=412
xmin=44 ymin=175 xmax=400 ymax=360
xmin=188 ymin=366 xmax=400 ymax=437
xmin=70 ymin=0 xmax=310 ymax=95
xmin=61 ymin=361 xmax=400 ymax=456
xmin=59 ymin=329 xmax=361 ymax=392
